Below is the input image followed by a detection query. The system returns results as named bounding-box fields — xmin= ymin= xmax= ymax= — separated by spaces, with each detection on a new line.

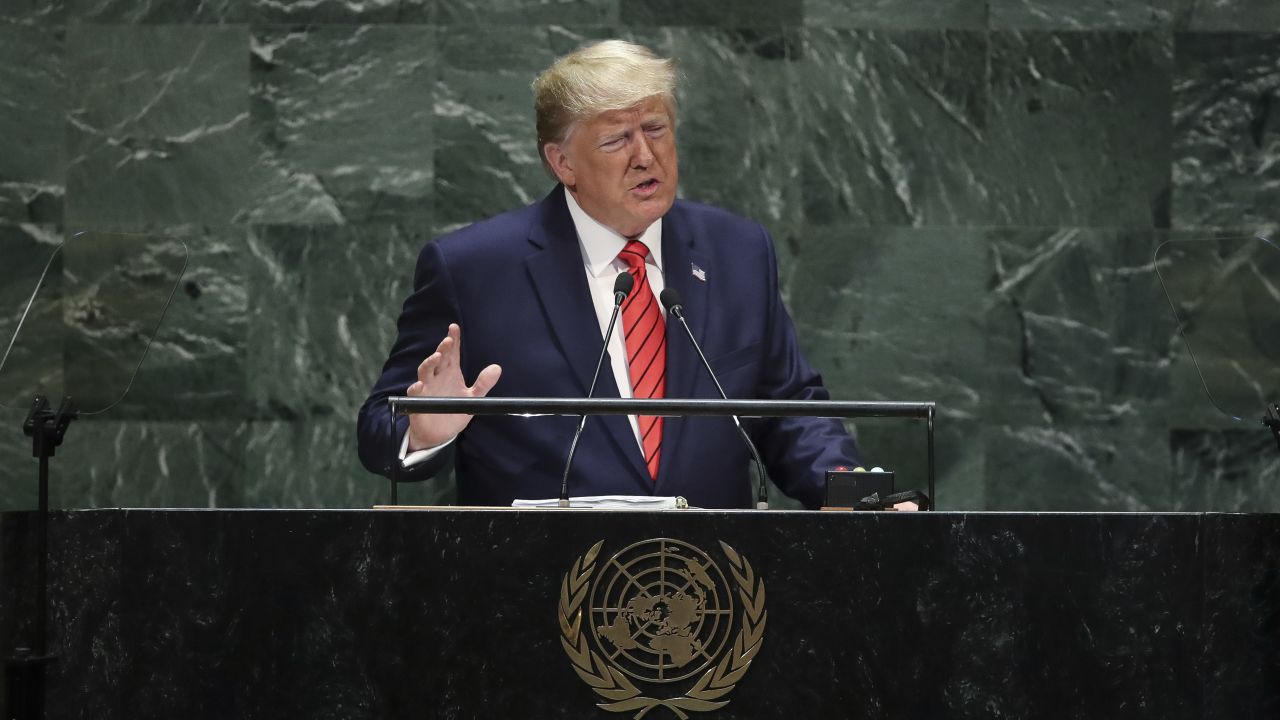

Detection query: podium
xmin=2 ymin=508 xmax=1278 ymax=718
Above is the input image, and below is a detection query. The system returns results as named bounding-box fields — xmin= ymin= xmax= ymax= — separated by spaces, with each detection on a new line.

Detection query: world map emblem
xmin=558 ymin=539 xmax=767 ymax=718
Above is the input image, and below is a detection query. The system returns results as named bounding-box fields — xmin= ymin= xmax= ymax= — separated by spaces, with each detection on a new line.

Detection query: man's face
xmin=546 ymin=96 xmax=678 ymax=238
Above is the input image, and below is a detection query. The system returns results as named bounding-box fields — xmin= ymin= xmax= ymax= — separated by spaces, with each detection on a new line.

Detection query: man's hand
xmin=405 ymin=323 xmax=502 ymax=451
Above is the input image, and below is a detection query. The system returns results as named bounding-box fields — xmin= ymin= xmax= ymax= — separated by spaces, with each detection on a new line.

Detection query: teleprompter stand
xmin=1156 ymin=234 xmax=1280 ymax=457
xmin=1 ymin=232 xmax=187 ymax=720
xmin=4 ymin=396 xmax=77 ymax=720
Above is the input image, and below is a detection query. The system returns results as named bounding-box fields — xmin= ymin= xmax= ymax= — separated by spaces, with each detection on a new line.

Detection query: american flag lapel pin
xmin=691 ymin=263 xmax=707 ymax=282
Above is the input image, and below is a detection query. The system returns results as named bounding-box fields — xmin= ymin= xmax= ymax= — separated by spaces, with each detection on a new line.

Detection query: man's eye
xmin=600 ymin=137 xmax=625 ymax=150
xmin=644 ymin=125 xmax=667 ymax=136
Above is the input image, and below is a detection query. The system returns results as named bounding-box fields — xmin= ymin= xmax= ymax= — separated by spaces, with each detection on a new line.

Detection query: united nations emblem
xmin=558 ymin=539 xmax=767 ymax=718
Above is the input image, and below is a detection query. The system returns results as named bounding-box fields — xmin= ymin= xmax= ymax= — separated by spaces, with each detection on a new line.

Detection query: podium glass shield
xmin=1155 ymin=234 xmax=1280 ymax=422
xmin=0 ymin=231 xmax=188 ymax=415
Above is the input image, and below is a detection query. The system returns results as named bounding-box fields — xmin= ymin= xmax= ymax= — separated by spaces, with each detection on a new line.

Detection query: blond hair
xmin=532 ymin=40 xmax=677 ymax=176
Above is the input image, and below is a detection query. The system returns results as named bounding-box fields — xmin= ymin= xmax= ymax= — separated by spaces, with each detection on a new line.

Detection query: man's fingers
xmin=443 ymin=324 xmax=462 ymax=370
xmin=470 ymin=364 xmax=502 ymax=397
xmin=434 ymin=335 xmax=453 ymax=360
xmin=416 ymin=352 xmax=441 ymax=382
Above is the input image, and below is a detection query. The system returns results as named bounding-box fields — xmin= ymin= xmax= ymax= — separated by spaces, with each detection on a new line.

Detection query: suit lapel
xmin=655 ymin=204 xmax=711 ymax=492
xmin=525 ymin=187 xmax=651 ymax=490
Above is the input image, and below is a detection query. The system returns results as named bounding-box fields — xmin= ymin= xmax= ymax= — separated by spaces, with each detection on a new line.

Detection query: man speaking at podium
xmin=357 ymin=40 xmax=862 ymax=509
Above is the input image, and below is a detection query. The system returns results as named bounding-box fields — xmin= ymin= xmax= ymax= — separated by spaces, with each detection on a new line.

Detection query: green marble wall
xmin=1 ymin=1 xmax=1277 ymax=511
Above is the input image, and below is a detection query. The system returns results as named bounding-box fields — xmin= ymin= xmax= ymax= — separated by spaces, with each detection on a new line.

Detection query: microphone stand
xmin=664 ymin=296 xmax=771 ymax=510
xmin=559 ymin=274 xmax=633 ymax=507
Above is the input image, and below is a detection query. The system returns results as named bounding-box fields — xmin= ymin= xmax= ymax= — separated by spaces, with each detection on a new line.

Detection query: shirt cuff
xmin=399 ymin=429 xmax=455 ymax=467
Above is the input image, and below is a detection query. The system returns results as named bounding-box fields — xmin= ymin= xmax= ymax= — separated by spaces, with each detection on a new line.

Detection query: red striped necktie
xmin=617 ymin=240 xmax=666 ymax=481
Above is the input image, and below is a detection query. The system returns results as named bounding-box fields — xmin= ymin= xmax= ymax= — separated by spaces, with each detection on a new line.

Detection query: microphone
xmin=660 ymin=288 xmax=771 ymax=510
xmin=558 ymin=272 xmax=634 ymax=507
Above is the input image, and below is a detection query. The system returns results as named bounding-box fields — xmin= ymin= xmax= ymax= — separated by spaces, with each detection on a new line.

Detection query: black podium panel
xmin=1 ymin=509 xmax=1277 ymax=719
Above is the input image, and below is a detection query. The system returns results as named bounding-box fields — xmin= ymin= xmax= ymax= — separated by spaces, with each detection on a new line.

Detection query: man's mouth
xmin=633 ymin=179 xmax=660 ymax=195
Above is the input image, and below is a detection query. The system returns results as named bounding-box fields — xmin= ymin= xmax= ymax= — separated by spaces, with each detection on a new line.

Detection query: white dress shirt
xmin=401 ymin=187 xmax=664 ymax=466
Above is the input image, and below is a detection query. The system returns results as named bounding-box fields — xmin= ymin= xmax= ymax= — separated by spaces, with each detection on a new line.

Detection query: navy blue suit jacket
xmin=356 ymin=187 xmax=861 ymax=508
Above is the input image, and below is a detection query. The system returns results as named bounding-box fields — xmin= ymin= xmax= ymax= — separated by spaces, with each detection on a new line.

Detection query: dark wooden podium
xmin=2 ymin=509 xmax=1278 ymax=719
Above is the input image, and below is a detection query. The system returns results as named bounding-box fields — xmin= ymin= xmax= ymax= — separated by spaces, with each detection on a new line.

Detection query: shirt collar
xmin=563 ymin=185 xmax=664 ymax=278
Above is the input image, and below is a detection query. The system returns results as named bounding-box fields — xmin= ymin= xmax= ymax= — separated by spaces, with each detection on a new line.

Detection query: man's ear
xmin=544 ymin=143 xmax=575 ymax=187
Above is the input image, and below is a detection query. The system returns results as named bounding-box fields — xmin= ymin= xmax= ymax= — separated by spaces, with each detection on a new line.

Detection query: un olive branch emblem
xmin=558 ymin=539 xmax=767 ymax=719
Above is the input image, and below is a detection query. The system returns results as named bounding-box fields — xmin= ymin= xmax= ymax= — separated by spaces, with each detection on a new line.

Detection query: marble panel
xmin=250 ymin=0 xmax=431 ymax=23
xmin=433 ymin=26 xmax=607 ymax=232
xmin=985 ymin=421 xmax=1172 ymax=510
xmin=44 ymin=511 xmax=125 ymax=720
xmin=789 ymin=227 xmax=987 ymax=421
xmin=984 ymin=31 xmax=1174 ymax=227
xmin=0 ymin=515 xmax=22 ymax=667
xmin=1170 ymin=428 xmax=1280 ymax=511
xmin=990 ymin=0 xmax=1181 ymax=29
xmin=65 ymin=25 xmax=253 ymax=231
xmin=621 ymin=0 xmax=801 ymax=27
xmin=41 ymin=419 xmax=249 ymax=508
xmin=3 ymin=510 xmax=1239 ymax=718
xmin=0 ymin=0 xmax=64 ymax=24
xmin=0 ymin=223 xmax=63 ymax=414
xmin=797 ymin=29 xmax=991 ymax=226
xmin=784 ymin=226 xmax=988 ymax=508
xmin=244 ymin=223 xmax=427 ymax=420
xmin=985 ymin=228 xmax=1177 ymax=426
xmin=1 ymin=511 xmax=124 ymax=720
xmin=243 ymin=419 xmax=455 ymax=508
xmin=1201 ymin=513 xmax=1280 ymax=720
xmin=0 ymin=26 xmax=64 ymax=224
xmin=437 ymin=0 xmax=615 ymax=25
xmin=65 ymin=0 xmax=247 ymax=23
xmin=1171 ymin=33 xmax=1280 ymax=229
xmin=103 ymin=227 xmax=249 ymax=420
xmin=804 ymin=0 xmax=985 ymax=30
xmin=624 ymin=28 xmax=805 ymax=231
xmin=1186 ymin=0 xmax=1280 ymax=30
xmin=889 ymin=514 xmax=1203 ymax=718
xmin=246 ymin=25 xmax=435 ymax=225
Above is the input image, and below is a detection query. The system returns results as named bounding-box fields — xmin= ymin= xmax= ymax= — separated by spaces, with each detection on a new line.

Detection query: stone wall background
xmin=1 ymin=0 xmax=1277 ymax=511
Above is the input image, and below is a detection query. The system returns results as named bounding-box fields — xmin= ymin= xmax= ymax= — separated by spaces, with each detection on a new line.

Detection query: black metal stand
xmin=4 ymin=395 xmax=75 ymax=720
xmin=388 ymin=397 xmax=939 ymax=508
xmin=1265 ymin=403 xmax=1280 ymax=452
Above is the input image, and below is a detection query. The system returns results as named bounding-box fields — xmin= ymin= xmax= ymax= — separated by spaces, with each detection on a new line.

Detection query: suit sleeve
xmin=356 ymin=240 xmax=461 ymax=482
xmin=748 ymin=223 xmax=864 ymax=509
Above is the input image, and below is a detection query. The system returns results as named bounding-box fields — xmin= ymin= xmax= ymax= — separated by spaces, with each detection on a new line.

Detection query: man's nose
xmin=631 ymin=134 xmax=654 ymax=168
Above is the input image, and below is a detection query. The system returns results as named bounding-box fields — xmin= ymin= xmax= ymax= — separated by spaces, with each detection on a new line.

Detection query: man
xmin=356 ymin=40 xmax=862 ymax=509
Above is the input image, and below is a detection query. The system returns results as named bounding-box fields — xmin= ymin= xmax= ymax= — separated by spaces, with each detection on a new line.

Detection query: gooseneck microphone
xmin=660 ymin=288 xmax=771 ymax=510
xmin=558 ymin=272 xmax=634 ymax=507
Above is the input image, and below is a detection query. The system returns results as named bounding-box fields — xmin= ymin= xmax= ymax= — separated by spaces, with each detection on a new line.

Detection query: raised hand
xmin=404 ymin=323 xmax=502 ymax=451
